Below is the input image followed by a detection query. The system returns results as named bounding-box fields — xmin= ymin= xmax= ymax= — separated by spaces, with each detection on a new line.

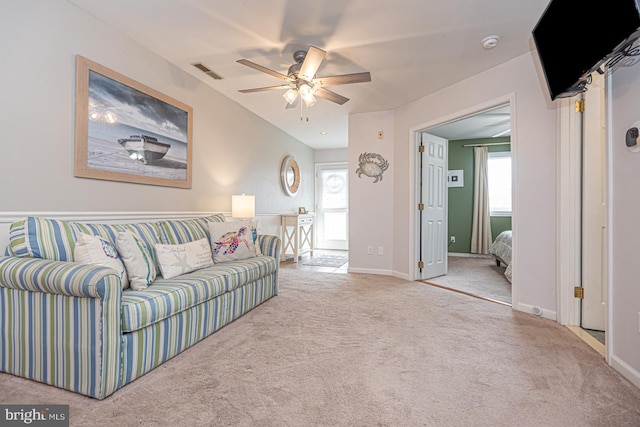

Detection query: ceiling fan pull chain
xmin=300 ymin=98 xmax=309 ymax=121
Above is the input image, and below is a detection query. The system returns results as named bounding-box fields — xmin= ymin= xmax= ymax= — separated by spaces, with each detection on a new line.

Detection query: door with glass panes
xmin=315 ymin=163 xmax=348 ymax=250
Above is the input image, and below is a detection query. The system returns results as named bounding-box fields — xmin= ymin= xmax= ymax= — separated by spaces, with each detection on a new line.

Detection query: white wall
xmin=0 ymin=1 xmax=313 ymax=219
xmin=348 ymin=111 xmax=395 ymax=274
xmin=389 ymin=52 xmax=558 ymax=315
xmin=314 ymin=148 xmax=348 ymax=164
xmin=609 ymin=64 xmax=640 ymax=384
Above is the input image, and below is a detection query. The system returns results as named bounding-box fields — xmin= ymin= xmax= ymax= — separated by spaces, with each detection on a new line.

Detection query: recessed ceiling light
xmin=320 ymin=131 xmax=328 ymax=135
xmin=481 ymin=35 xmax=500 ymax=50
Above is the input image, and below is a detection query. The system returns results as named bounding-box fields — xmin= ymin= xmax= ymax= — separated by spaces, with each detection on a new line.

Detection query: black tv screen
xmin=533 ymin=0 xmax=640 ymax=100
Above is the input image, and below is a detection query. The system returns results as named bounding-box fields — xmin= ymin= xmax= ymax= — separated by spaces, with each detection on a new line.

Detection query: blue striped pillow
xmin=8 ymin=217 xmax=77 ymax=261
xmin=6 ymin=217 xmax=163 ymax=268
xmin=157 ymin=214 xmax=226 ymax=245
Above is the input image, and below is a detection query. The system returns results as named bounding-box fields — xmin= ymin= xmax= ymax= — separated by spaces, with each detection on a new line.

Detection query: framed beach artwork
xmin=74 ymin=55 xmax=192 ymax=188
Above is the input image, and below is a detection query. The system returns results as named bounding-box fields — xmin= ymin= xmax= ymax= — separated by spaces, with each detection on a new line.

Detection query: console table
xmin=281 ymin=213 xmax=314 ymax=262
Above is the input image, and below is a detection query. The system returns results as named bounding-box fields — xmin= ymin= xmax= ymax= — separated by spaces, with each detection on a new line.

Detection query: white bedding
xmin=488 ymin=230 xmax=512 ymax=283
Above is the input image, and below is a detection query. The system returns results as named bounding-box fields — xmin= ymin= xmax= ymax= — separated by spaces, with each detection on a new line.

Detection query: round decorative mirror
xmin=281 ymin=155 xmax=300 ymax=197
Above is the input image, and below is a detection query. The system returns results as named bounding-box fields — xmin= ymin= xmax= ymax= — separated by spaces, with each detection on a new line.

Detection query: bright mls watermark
xmin=0 ymin=405 xmax=68 ymax=426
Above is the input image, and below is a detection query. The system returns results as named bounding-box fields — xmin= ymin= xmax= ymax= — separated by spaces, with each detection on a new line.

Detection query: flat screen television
xmin=533 ymin=0 xmax=640 ymax=100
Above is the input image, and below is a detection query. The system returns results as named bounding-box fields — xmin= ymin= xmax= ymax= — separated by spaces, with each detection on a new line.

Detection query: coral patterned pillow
xmin=208 ymin=221 xmax=257 ymax=263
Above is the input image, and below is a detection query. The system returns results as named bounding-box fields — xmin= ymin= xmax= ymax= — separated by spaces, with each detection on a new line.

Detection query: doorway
xmin=315 ymin=163 xmax=349 ymax=250
xmin=412 ymin=99 xmax=516 ymax=305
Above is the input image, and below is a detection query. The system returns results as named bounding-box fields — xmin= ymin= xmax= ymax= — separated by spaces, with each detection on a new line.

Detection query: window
xmin=488 ymin=151 xmax=512 ymax=216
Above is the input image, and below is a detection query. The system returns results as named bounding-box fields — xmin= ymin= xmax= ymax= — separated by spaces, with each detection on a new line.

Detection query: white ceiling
xmin=67 ymin=0 xmax=549 ymax=149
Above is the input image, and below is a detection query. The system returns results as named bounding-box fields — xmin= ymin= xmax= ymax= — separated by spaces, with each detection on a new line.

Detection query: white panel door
xmin=315 ymin=163 xmax=349 ymax=250
xmin=582 ymin=73 xmax=606 ymax=331
xmin=420 ymin=132 xmax=448 ymax=280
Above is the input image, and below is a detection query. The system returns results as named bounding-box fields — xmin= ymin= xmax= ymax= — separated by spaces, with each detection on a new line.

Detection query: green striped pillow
xmin=157 ymin=214 xmax=226 ymax=245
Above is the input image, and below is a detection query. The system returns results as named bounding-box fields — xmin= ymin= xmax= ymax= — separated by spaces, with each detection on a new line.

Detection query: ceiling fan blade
xmin=316 ymin=72 xmax=371 ymax=87
xmin=239 ymin=84 xmax=291 ymax=93
xmin=315 ymin=87 xmax=349 ymax=105
xmin=237 ymin=59 xmax=290 ymax=81
xmin=298 ymin=46 xmax=326 ymax=82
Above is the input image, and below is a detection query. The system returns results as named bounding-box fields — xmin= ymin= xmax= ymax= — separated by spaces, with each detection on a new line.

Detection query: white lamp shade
xmin=232 ymin=194 xmax=255 ymax=219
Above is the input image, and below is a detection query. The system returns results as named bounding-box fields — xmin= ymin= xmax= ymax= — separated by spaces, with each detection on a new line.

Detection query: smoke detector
xmin=481 ymin=35 xmax=500 ymax=50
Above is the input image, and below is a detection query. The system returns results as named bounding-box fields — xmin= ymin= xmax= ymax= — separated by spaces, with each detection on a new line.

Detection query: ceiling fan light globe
xmin=283 ymin=88 xmax=298 ymax=104
xmin=304 ymin=95 xmax=317 ymax=107
xmin=299 ymin=83 xmax=313 ymax=98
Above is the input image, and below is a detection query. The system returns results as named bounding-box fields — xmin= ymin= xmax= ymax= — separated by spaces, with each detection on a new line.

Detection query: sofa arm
xmin=0 ymin=256 xmax=123 ymax=399
xmin=258 ymin=234 xmax=281 ymax=262
xmin=0 ymin=256 xmax=120 ymax=298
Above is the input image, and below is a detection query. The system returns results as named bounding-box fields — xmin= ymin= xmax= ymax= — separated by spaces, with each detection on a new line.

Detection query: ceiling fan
xmin=237 ymin=46 xmax=371 ymax=109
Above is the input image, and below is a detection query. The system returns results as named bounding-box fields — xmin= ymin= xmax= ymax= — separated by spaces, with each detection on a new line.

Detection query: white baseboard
xmin=610 ymin=354 xmax=640 ymax=389
xmin=347 ymin=267 xmax=394 ymax=276
xmin=516 ymin=302 xmax=557 ymax=321
xmin=448 ymin=252 xmax=492 ymax=258
xmin=392 ymin=270 xmax=411 ymax=281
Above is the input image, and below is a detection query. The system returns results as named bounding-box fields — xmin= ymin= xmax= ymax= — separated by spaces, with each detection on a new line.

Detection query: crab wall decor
xmin=355 ymin=152 xmax=389 ymax=183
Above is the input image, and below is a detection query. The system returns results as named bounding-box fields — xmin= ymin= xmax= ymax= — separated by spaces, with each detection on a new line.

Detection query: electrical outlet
xmin=378 ymin=246 xmax=384 ymax=255
xmin=367 ymin=246 xmax=373 ymax=255
xmin=450 ymin=236 xmax=456 ymax=243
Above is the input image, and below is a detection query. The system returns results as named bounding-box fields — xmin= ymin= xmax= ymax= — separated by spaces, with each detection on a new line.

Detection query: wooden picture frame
xmin=75 ymin=55 xmax=192 ymax=188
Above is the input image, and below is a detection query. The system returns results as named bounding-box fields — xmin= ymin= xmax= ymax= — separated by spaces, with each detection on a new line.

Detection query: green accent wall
xmin=447 ymin=137 xmax=511 ymax=253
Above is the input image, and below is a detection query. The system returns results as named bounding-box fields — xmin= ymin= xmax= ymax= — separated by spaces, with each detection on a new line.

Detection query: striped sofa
xmin=0 ymin=214 xmax=280 ymax=399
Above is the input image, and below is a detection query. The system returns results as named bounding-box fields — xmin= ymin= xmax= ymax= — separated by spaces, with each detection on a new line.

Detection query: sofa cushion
xmin=209 ymin=221 xmax=257 ymax=263
xmin=7 ymin=217 xmax=76 ymax=261
xmin=157 ymin=214 xmax=226 ymax=245
xmin=74 ymin=233 xmax=130 ymax=289
xmin=120 ymin=255 xmax=277 ymax=332
xmin=5 ymin=217 xmax=162 ymax=267
xmin=74 ymin=222 xmax=162 ymax=269
xmin=116 ymin=232 xmax=157 ymax=291
xmin=155 ymin=238 xmax=213 ymax=279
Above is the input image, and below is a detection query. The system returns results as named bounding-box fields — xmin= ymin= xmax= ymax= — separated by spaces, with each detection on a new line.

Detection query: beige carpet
xmin=425 ymin=256 xmax=512 ymax=304
xmin=1 ymin=270 xmax=639 ymax=426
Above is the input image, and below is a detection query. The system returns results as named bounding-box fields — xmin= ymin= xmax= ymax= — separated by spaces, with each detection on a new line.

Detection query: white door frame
xmin=409 ymin=94 xmax=517 ymax=310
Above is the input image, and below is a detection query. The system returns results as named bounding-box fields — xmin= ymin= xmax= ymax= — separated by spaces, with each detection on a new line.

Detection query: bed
xmin=488 ymin=230 xmax=512 ymax=283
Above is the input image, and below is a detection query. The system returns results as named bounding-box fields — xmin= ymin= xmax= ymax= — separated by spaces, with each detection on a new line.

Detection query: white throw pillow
xmin=74 ymin=233 xmax=129 ymax=290
xmin=209 ymin=221 xmax=257 ymax=263
xmin=155 ymin=238 xmax=214 ymax=279
xmin=115 ymin=231 xmax=156 ymax=291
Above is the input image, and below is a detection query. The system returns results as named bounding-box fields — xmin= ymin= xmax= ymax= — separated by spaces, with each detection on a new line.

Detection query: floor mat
xmin=302 ymin=255 xmax=348 ymax=268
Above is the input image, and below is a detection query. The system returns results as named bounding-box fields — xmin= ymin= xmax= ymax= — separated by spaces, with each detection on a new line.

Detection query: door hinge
xmin=574 ymin=286 xmax=584 ymax=299
xmin=418 ymin=145 xmax=425 ymax=153
xmin=575 ymin=99 xmax=585 ymax=113
xmin=418 ymin=261 xmax=424 ymax=269
xmin=418 ymin=203 xmax=424 ymax=211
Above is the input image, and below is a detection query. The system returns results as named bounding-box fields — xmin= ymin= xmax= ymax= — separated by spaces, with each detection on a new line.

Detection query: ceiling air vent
xmin=192 ymin=63 xmax=223 ymax=80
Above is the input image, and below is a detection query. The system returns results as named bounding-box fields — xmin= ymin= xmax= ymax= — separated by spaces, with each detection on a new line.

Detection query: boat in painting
xmin=117 ymin=135 xmax=171 ymax=164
